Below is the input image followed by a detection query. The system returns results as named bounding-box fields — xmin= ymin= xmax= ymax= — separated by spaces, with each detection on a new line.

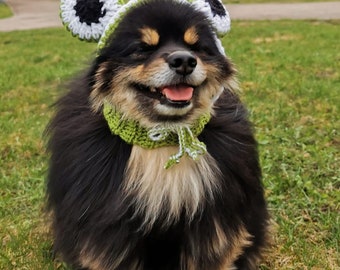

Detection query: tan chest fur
xmin=123 ymin=145 xmax=221 ymax=229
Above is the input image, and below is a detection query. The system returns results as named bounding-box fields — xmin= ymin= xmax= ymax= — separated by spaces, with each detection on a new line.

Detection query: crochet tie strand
xmin=103 ymin=103 xmax=211 ymax=169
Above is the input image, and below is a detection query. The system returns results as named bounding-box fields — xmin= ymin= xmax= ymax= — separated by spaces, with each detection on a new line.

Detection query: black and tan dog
xmin=46 ymin=0 xmax=270 ymax=269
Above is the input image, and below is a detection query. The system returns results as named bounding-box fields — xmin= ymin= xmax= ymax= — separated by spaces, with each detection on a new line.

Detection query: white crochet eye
xmin=60 ymin=0 xmax=119 ymax=41
xmin=97 ymin=0 xmax=142 ymax=49
xmin=192 ymin=0 xmax=231 ymax=36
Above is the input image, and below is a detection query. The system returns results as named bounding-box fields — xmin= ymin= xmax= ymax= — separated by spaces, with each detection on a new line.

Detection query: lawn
xmin=0 ymin=20 xmax=339 ymax=269
xmin=227 ymin=20 xmax=339 ymax=269
xmin=0 ymin=2 xmax=12 ymax=19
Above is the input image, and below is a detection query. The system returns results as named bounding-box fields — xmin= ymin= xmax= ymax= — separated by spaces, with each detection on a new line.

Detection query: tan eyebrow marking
xmin=140 ymin=27 xmax=160 ymax=46
xmin=184 ymin=26 xmax=199 ymax=45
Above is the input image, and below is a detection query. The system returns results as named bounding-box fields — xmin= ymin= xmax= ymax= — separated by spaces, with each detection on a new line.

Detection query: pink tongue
xmin=161 ymin=85 xmax=194 ymax=101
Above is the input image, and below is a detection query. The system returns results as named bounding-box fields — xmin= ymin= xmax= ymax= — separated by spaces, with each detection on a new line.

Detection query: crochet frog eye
xmin=60 ymin=0 xmax=118 ymax=41
xmin=192 ymin=0 xmax=231 ymax=37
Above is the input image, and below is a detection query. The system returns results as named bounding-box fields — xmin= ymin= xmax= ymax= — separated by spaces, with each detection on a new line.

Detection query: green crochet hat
xmin=60 ymin=0 xmax=231 ymax=53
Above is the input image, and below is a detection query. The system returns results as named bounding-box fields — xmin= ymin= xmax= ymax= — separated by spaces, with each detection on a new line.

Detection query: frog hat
xmin=60 ymin=0 xmax=231 ymax=54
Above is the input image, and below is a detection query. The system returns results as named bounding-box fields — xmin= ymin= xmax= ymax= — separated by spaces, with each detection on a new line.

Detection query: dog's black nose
xmin=167 ymin=51 xmax=197 ymax=75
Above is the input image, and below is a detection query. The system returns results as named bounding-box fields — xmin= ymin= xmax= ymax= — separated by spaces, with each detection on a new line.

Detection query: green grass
xmin=225 ymin=20 xmax=340 ymax=269
xmin=0 ymin=28 xmax=95 ymax=270
xmin=0 ymin=3 xmax=12 ymax=19
xmin=0 ymin=21 xmax=339 ymax=269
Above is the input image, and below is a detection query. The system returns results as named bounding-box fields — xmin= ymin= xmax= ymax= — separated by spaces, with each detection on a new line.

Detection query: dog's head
xmin=87 ymin=0 xmax=236 ymax=127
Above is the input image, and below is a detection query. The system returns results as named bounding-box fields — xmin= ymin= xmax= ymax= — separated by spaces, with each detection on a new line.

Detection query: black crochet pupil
xmin=205 ymin=0 xmax=226 ymax=17
xmin=75 ymin=0 xmax=106 ymax=25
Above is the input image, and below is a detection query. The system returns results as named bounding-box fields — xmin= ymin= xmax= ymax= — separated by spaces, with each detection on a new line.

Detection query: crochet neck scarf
xmin=103 ymin=103 xmax=211 ymax=169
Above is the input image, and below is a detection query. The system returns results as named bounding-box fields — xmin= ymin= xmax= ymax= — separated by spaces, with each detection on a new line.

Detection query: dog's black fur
xmin=46 ymin=1 xmax=269 ymax=269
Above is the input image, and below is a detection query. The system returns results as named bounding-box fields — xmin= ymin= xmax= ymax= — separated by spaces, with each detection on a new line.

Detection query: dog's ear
xmin=60 ymin=0 xmax=119 ymax=41
xmin=192 ymin=0 xmax=231 ymax=36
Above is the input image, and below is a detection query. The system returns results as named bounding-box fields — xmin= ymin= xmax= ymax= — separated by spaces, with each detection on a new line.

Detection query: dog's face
xmin=90 ymin=0 xmax=235 ymax=127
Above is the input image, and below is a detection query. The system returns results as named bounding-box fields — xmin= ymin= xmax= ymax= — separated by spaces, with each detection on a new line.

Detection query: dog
xmin=46 ymin=0 xmax=270 ymax=269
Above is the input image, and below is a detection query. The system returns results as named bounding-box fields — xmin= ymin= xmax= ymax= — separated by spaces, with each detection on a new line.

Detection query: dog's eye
xmin=131 ymin=43 xmax=155 ymax=60
xmin=138 ymin=43 xmax=156 ymax=52
xmin=188 ymin=42 xmax=200 ymax=52
xmin=200 ymin=45 xmax=216 ymax=56
xmin=190 ymin=41 xmax=217 ymax=57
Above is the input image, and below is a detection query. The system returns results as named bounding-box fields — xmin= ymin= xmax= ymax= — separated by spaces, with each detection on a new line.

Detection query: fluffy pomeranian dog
xmin=46 ymin=0 xmax=270 ymax=269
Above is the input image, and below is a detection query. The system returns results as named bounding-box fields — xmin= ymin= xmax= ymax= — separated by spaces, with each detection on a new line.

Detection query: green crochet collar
xmin=103 ymin=103 xmax=211 ymax=169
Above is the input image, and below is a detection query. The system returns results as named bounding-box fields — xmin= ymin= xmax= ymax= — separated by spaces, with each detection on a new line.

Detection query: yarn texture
xmin=60 ymin=0 xmax=231 ymax=49
xmin=103 ymin=103 xmax=211 ymax=168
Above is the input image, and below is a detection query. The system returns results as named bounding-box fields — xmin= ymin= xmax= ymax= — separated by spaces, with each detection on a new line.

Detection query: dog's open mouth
xmin=132 ymin=83 xmax=194 ymax=107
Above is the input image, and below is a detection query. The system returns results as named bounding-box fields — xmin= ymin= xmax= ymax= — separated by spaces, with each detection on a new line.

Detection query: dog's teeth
xmin=150 ymin=87 xmax=157 ymax=92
